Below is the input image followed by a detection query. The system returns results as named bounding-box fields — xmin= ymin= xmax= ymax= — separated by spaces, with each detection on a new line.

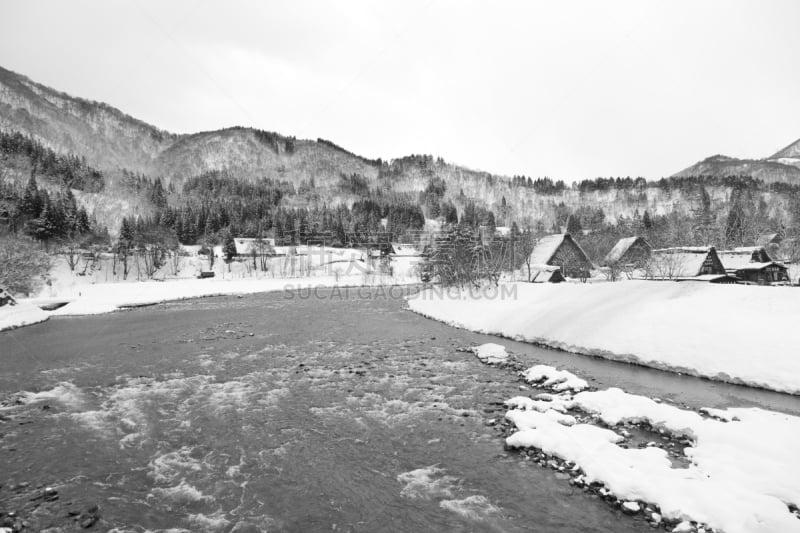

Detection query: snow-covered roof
xmin=528 ymin=234 xmax=568 ymax=265
xmin=717 ymin=250 xmax=757 ymax=271
xmin=495 ymin=226 xmax=511 ymax=236
xmin=734 ymin=261 xmax=787 ymax=272
xmin=651 ymin=246 xmax=712 ymax=253
xmin=604 ymin=236 xmax=647 ymax=264
xmin=756 ymin=233 xmax=780 ymax=247
xmin=674 ymin=274 xmax=735 ymax=282
xmin=650 ymin=248 xmax=713 ymax=277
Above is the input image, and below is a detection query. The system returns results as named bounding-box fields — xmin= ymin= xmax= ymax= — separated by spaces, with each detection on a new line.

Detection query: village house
xmin=526 ymin=233 xmax=594 ymax=279
xmin=756 ymin=233 xmax=786 ymax=261
xmin=647 ymin=246 xmax=732 ymax=282
xmin=603 ymin=236 xmax=651 ymax=267
xmin=718 ymin=247 xmax=789 ymax=285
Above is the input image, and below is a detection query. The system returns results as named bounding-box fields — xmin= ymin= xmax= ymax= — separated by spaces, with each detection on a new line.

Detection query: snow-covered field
xmin=477 ymin=343 xmax=800 ymax=533
xmin=0 ymin=249 xmax=423 ymax=332
xmin=408 ymin=281 xmax=800 ymax=394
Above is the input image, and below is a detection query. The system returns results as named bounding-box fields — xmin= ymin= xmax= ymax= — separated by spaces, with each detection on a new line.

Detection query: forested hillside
xmin=3 ymin=64 xmax=800 ymax=266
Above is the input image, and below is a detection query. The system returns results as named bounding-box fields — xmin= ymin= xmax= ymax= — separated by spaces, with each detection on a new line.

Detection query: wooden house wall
xmin=736 ymin=265 xmax=789 ymax=284
xmin=700 ymin=249 xmax=726 ymax=275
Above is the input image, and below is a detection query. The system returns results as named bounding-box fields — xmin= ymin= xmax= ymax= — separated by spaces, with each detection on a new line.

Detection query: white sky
xmin=1 ymin=0 xmax=799 ymax=181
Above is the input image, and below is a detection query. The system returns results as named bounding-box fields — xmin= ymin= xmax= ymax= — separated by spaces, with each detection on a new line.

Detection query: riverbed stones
xmin=621 ymin=501 xmax=640 ymax=514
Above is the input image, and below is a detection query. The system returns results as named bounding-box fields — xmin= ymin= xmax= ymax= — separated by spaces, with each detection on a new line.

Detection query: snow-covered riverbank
xmin=0 ymin=274 xmax=415 ymax=331
xmin=0 ymin=301 xmax=50 ymax=331
xmin=407 ymin=281 xmax=800 ymax=394
xmin=474 ymin=343 xmax=800 ymax=533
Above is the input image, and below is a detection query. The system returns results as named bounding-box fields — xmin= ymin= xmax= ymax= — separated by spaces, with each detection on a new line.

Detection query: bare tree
xmin=138 ymin=244 xmax=167 ymax=279
xmin=170 ymin=247 xmax=182 ymax=276
xmin=517 ymin=230 xmax=538 ymax=282
xmin=113 ymin=243 xmax=133 ymax=280
xmin=645 ymin=252 xmax=686 ymax=280
xmin=60 ymin=238 xmax=82 ymax=272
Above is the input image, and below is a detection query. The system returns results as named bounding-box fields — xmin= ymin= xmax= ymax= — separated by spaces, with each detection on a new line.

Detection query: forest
xmin=2 ymin=129 xmax=800 ymax=269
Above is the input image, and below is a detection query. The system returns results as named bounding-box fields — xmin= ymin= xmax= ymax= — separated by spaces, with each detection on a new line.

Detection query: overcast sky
xmin=2 ymin=0 xmax=799 ymax=180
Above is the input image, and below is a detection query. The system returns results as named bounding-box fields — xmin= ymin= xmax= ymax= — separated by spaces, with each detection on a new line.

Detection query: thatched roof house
xmin=648 ymin=246 xmax=726 ymax=279
xmin=603 ymin=236 xmax=651 ymax=266
xmin=718 ymin=247 xmax=788 ymax=284
xmin=756 ymin=233 xmax=781 ymax=247
xmin=528 ymin=233 xmax=593 ymax=279
xmin=718 ymin=247 xmax=772 ymax=270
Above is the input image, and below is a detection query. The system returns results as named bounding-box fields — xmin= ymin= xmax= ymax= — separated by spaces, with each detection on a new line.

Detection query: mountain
xmin=3 ymin=64 xmax=800 ymax=250
xmin=0 ymin=65 xmax=176 ymax=174
xmin=0 ymin=66 xmax=383 ymax=188
xmin=672 ymin=140 xmax=800 ymax=184
xmin=768 ymin=137 xmax=800 ymax=168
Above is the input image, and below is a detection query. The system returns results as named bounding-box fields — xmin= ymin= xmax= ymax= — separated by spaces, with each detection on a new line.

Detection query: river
xmin=1 ymin=287 xmax=797 ymax=532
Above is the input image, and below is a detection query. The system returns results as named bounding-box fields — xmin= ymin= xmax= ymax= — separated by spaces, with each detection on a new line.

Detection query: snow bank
xmin=21 ymin=274 xmax=414 ymax=318
xmin=505 ymin=387 xmax=800 ymax=533
xmin=407 ymin=281 xmax=800 ymax=394
xmin=0 ymin=301 xmax=50 ymax=331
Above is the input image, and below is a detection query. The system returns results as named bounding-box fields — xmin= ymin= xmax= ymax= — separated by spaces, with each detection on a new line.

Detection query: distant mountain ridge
xmin=3 ymin=64 xmax=800 ymax=241
xmin=0 ymin=66 xmax=386 ymax=188
xmin=673 ymin=138 xmax=800 ymax=183
xmin=0 ymin=65 xmax=176 ymax=173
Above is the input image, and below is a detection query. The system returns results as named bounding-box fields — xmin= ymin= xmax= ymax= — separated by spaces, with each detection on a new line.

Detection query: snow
xmin=717 ymin=250 xmax=759 ymax=271
xmin=471 ymin=343 xmax=509 ymax=364
xmin=10 ymin=273 xmax=416 ymax=322
xmin=522 ymin=365 xmax=588 ymax=392
xmin=621 ymin=501 xmax=640 ymax=513
xmin=0 ymin=301 xmax=50 ymax=331
xmin=649 ymin=249 xmax=712 ymax=277
xmin=505 ymin=385 xmax=800 ymax=533
xmin=408 ymin=281 xmax=800 ymax=394
xmin=527 ymin=234 xmax=566 ymax=265
xmin=0 ymin=248 xmax=423 ymax=326
xmin=603 ymin=236 xmax=640 ymax=264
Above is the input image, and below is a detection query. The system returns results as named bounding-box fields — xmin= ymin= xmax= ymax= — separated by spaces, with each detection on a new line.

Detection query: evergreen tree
xmin=566 ymin=214 xmax=582 ymax=235
xmin=119 ymin=217 xmax=135 ymax=245
xmin=642 ymin=210 xmax=653 ymax=230
xmin=223 ymin=231 xmax=237 ymax=262
xmin=20 ymin=175 xmax=41 ymax=217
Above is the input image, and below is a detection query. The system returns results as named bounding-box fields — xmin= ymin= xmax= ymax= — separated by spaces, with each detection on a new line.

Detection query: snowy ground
xmin=0 ymin=302 xmax=50 ymax=331
xmin=477 ymin=343 xmax=800 ymax=533
xmin=0 ymin=248 xmax=424 ymax=332
xmin=408 ymin=281 xmax=800 ymax=395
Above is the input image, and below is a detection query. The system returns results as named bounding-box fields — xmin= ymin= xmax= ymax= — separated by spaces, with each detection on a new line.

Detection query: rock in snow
xmin=621 ymin=501 xmax=640 ymax=514
xmin=471 ymin=343 xmax=509 ymax=364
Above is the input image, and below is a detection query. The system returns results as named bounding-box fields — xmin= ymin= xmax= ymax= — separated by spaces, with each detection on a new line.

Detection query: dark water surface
xmin=1 ymin=288 xmax=796 ymax=532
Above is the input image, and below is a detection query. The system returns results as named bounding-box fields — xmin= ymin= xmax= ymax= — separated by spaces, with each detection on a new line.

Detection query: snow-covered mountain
xmin=673 ymin=139 xmax=800 ymax=184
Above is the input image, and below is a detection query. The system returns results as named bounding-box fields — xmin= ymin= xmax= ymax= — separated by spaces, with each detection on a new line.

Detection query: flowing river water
xmin=2 ymin=287 xmax=798 ymax=532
